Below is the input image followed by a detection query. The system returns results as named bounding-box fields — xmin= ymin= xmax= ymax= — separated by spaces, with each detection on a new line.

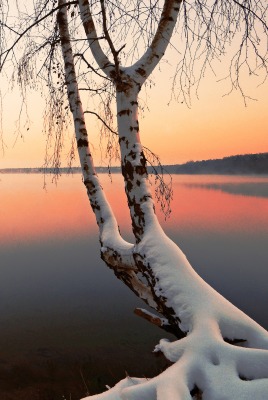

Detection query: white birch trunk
xmin=58 ymin=1 xmax=268 ymax=399
xmin=116 ymin=83 xmax=159 ymax=241
xmin=57 ymin=0 xmax=159 ymax=311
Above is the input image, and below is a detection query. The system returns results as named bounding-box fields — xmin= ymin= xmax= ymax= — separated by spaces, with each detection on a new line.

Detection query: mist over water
xmin=0 ymin=173 xmax=267 ymax=398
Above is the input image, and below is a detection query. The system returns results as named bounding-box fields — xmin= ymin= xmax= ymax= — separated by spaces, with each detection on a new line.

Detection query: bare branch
xmin=74 ymin=52 xmax=110 ymax=79
xmin=100 ymin=0 xmax=120 ymax=73
xmin=78 ymin=0 xmax=115 ymax=77
xmin=84 ymin=110 xmax=117 ymax=135
xmin=0 ymin=1 xmax=78 ymax=72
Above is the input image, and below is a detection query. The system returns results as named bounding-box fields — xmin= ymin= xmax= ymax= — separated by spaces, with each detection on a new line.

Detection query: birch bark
xmin=77 ymin=0 xmax=183 ymax=241
xmin=57 ymin=0 xmax=160 ymax=312
xmin=57 ymin=2 xmax=268 ymax=399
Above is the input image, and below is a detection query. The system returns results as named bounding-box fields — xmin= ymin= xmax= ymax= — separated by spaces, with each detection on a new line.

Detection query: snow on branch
xmin=83 ymin=228 xmax=268 ymax=399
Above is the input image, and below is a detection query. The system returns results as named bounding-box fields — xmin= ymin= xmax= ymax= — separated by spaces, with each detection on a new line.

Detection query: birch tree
xmin=1 ymin=1 xmax=268 ymax=399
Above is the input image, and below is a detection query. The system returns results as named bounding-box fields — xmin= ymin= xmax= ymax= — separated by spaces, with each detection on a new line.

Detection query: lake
xmin=0 ymin=173 xmax=268 ymax=399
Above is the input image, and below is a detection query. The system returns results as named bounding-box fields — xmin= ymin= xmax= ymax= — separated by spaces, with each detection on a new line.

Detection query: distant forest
xmin=163 ymin=152 xmax=268 ymax=175
xmin=1 ymin=152 xmax=268 ymax=175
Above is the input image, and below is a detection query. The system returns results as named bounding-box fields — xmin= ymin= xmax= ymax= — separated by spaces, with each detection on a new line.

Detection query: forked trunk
xmin=57 ymin=2 xmax=268 ymax=399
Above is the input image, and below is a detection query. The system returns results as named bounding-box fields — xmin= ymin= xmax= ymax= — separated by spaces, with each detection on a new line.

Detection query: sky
xmin=0 ymin=4 xmax=267 ymax=169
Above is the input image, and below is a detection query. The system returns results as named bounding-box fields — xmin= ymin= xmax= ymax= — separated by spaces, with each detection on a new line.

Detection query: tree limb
xmin=130 ymin=0 xmax=182 ymax=83
xmin=99 ymin=0 xmax=120 ymax=74
xmin=78 ymin=0 xmax=115 ymax=77
xmin=84 ymin=110 xmax=117 ymax=135
xmin=0 ymin=1 xmax=78 ymax=72
xmin=58 ymin=0 xmax=132 ymax=257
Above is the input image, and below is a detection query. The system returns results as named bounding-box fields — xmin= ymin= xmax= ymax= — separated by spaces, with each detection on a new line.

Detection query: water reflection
xmin=0 ymin=173 xmax=267 ymax=398
xmin=182 ymin=180 xmax=268 ymax=198
xmin=1 ymin=174 xmax=268 ymax=244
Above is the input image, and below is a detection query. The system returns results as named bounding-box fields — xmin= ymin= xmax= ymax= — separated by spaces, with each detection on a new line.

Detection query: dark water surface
xmin=0 ymin=174 xmax=267 ymax=399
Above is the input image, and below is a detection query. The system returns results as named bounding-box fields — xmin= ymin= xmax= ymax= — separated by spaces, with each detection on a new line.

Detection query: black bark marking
xmin=118 ymin=109 xmax=132 ymax=117
xmin=126 ymin=181 xmax=133 ymax=192
xmin=124 ymin=200 xmax=145 ymax=241
xmin=122 ymin=160 xmax=134 ymax=181
xmin=239 ymin=374 xmax=252 ymax=381
xmin=57 ymin=10 xmax=64 ymax=25
xmin=91 ymin=202 xmax=100 ymax=211
xmin=162 ymin=16 xmax=174 ymax=22
xmin=121 ymin=151 xmax=149 ymax=240
xmin=79 ymin=127 xmax=87 ymax=136
xmin=101 ymin=248 xmax=141 ymax=297
xmin=130 ymin=126 xmax=139 ymax=132
xmin=82 ymin=16 xmax=94 ymax=36
xmin=104 ymin=61 xmax=113 ymax=70
xmin=64 ymin=61 xmax=73 ymax=69
xmin=140 ymin=194 xmax=152 ymax=202
xmin=136 ymin=180 xmax=141 ymax=186
xmin=133 ymin=202 xmax=145 ymax=220
xmin=135 ymin=165 xmax=147 ymax=176
xmin=129 ymin=150 xmax=136 ymax=160
xmin=112 ymin=72 xmax=133 ymax=92
xmin=133 ymin=253 xmax=183 ymax=338
xmin=77 ymin=138 xmax=88 ymax=148
xmin=84 ymin=179 xmax=98 ymax=197
xmin=190 ymin=385 xmax=203 ymax=399
xmin=84 ymin=179 xmax=95 ymax=190
xmin=136 ymin=67 xmax=146 ymax=77
xmin=224 ymin=338 xmax=247 ymax=345
xmin=119 ymin=136 xmax=129 ymax=149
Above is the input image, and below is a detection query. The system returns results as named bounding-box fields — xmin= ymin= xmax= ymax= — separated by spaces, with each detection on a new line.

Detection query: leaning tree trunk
xmin=58 ymin=0 xmax=160 ymax=312
xmin=57 ymin=1 xmax=268 ymax=399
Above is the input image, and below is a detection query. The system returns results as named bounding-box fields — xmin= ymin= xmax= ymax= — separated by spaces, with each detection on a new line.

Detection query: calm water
xmin=0 ymin=173 xmax=268 ymax=399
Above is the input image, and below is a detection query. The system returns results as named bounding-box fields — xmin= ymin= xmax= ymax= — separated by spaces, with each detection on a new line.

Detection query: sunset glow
xmin=1 ymin=174 xmax=268 ymax=246
xmin=1 ymin=3 xmax=268 ymax=399
xmin=1 ymin=46 xmax=267 ymax=169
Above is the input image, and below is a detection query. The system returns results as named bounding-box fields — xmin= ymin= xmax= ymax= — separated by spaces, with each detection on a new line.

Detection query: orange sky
xmin=1 ymin=31 xmax=267 ymax=168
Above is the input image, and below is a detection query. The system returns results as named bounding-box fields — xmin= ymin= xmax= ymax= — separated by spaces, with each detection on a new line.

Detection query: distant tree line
xmin=169 ymin=152 xmax=268 ymax=175
xmin=1 ymin=153 xmax=268 ymax=175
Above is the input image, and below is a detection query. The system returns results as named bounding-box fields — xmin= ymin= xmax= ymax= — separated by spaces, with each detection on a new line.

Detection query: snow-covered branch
xmin=82 ymin=228 xmax=268 ymax=400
